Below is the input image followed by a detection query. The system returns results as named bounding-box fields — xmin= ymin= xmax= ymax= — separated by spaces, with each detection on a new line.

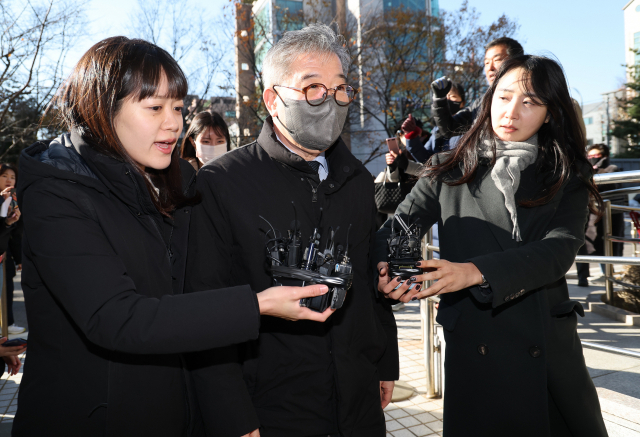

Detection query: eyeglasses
xmin=273 ymin=83 xmax=358 ymax=106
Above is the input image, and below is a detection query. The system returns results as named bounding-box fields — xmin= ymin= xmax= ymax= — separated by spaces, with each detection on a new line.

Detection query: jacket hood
xmin=19 ymin=131 xmax=196 ymax=216
xmin=18 ymin=133 xmax=108 ymax=203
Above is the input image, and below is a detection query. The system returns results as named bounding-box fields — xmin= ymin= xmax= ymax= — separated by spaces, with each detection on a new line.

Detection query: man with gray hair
xmin=187 ymin=23 xmax=398 ymax=437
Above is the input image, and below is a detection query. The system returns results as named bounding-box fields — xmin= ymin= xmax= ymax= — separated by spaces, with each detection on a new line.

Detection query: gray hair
xmin=262 ymin=23 xmax=351 ymax=89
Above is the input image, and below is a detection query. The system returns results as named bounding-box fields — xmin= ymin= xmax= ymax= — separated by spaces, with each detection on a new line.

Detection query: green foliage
xmin=612 ymin=63 xmax=640 ymax=149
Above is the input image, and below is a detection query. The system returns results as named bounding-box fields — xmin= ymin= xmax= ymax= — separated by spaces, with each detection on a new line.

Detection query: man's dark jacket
xmin=374 ymin=154 xmax=607 ymax=437
xmin=186 ymin=118 xmax=399 ymax=437
xmin=14 ymin=132 xmax=261 ymax=437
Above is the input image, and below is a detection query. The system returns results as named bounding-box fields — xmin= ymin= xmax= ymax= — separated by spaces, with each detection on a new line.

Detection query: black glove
xmin=431 ymin=76 xmax=452 ymax=99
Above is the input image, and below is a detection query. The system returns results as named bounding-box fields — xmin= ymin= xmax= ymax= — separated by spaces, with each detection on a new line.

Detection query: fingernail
xmin=414 ymin=261 xmax=421 ymax=267
xmin=396 ymin=277 xmax=402 ymax=282
xmin=415 ymin=285 xmax=421 ymax=291
xmin=411 ymin=297 xmax=418 ymax=301
xmin=406 ymin=277 xmax=414 ymax=284
xmin=410 ymin=277 xmax=417 ymax=282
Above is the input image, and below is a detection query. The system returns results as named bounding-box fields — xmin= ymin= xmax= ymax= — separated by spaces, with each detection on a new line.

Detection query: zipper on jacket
xmin=126 ymin=171 xmax=173 ymax=263
xmin=307 ymin=178 xmax=321 ymax=202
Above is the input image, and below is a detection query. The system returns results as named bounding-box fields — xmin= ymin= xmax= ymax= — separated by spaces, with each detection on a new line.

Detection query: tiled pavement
xmin=385 ymin=302 xmax=444 ymax=437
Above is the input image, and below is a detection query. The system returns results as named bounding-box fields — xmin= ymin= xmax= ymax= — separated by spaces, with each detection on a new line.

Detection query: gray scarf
xmin=479 ymin=134 xmax=539 ymax=242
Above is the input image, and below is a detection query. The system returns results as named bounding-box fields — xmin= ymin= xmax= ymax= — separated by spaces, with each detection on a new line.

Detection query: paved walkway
xmin=385 ymin=302 xmax=443 ymax=437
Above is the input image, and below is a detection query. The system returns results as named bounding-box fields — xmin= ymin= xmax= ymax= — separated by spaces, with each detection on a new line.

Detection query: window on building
xmin=225 ymin=111 xmax=236 ymax=118
xmin=431 ymin=0 xmax=439 ymax=17
xmin=584 ymin=117 xmax=593 ymax=125
xmin=274 ymin=0 xmax=304 ymax=33
xmin=384 ymin=0 xmax=425 ymax=13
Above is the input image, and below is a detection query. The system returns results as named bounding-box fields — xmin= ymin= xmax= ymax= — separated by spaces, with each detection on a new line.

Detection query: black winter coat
xmin=375 ymin=154 xmax=607 ymax=437
xmin=186 ymin=118 xmax=399 ymax=437
xmin=14 ymin=132 xmax=261 ymax=437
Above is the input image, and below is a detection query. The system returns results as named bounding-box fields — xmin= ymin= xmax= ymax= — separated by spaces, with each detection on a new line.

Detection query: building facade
xmin=582 ymin=89 xmax=626 ymax=155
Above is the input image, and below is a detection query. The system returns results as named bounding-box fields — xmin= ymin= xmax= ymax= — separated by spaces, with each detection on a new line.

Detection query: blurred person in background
xmin=403 ymin=82 xmax=467 ymax=164
xmin=0 ymin=163 xmax=25 ymax=335
xmin=180 ymin=111 xmax=231 ymax=171
xmin=576 ymin=143 xmax=625 ymax=286
xmin=14 ymin=36 xmax=336 ymax=437
xmin=430 ymin=37 xmax=524 ymax=140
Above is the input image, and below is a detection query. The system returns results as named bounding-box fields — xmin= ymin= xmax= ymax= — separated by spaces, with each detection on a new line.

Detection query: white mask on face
xmin=196 ymin=142 xmax=227 ymax=164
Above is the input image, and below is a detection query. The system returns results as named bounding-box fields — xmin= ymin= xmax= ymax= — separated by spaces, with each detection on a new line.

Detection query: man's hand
xmin=241 ymin=429 xmax=260 ymax=437
xmin=257 ymin=284 xmax=336 ymax=322
xmin=380 ymin=381 xmax=395 ymax=409
xmin=431 ymin=76 xmax=452 ymax=99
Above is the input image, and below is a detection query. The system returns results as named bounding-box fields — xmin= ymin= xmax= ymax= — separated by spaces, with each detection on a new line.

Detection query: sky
xmin=75 ymin=0 xmax=629 ymax=105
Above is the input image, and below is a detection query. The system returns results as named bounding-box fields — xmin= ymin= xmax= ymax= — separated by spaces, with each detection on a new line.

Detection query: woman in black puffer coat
xmin=14 ymin=37 xmax=333 ymax=437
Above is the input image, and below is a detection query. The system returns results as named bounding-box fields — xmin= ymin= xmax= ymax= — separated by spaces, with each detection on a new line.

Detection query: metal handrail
xmin=593 ymin=170 xmax=640 ymax=184
xmin=581 ymin=342 xmax=640 ymax=359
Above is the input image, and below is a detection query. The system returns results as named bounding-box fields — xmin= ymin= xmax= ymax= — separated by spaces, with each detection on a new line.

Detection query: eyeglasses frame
xmin=272 ymin=83 xmax=359 ymax=107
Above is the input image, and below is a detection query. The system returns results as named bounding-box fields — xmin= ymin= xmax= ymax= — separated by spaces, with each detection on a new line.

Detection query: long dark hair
xmin=427 ymin=55 xmax=601 ymax=213
xmin=180 ymin=111 xmax=231 ymax=168
xmin=49 ymin=36 xmax=194 ymax=216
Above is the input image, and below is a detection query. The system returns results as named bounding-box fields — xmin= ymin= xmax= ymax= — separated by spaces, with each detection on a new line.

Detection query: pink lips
xmin=501 ymin=125 xmax=517 ymax=133
xmin=154 ymin=139 xmax=175 ymax=155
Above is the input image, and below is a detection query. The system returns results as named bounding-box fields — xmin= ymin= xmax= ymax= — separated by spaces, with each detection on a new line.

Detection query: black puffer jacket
xmin=14 ymin=132 xmax=261 ymax=437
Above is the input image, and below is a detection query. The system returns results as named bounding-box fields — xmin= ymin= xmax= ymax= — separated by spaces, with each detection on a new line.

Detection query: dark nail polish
xmin=411 ymin=297 xmax=418 ymax=301
xmin=411 ymin=277 xmax=418 ymax=282
xmin=415 ymin=285 xmax=421 ymax=291
xmin=396 ymin=277 xmax=402 ymax=282
xmin=414 ymin=261 xmax=421 ymax=267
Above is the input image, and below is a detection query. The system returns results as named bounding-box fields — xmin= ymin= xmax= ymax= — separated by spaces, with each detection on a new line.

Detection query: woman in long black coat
xmin=14 ymin=37 xmax=333 ymax=437
xmin=375 ymin=55 xmax=608 ymax=437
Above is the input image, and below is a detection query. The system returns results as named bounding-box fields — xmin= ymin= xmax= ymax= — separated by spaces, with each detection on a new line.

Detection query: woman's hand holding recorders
xmin=377 ymin=260 xmax=483 ymax=302
xmin=257 ymin=284 xmax=336 ymax=322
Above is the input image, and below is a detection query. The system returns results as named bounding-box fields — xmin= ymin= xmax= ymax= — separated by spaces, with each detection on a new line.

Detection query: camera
xmin=387 ymin=213 xmax=422 ymax=280
xmin=260 ymin=210 xmax=353 ymax=313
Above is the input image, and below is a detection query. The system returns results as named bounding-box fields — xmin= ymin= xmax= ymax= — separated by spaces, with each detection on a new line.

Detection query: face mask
xmin=588 ymin=156 xmax=606 ymax=168
xmin=275 ymin=95 xmax=349 ymax=151
xmin=197 ymin=143 xmax=227 ymax=164
xmin=448 ymin=100 xmax=462 ymax=114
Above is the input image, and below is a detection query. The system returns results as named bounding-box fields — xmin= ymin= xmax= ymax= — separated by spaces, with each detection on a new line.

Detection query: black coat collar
xmin=70 ymin=130 xmax=159 ymax=216
xmin=257 ymin=117 xmax=359 ymax=188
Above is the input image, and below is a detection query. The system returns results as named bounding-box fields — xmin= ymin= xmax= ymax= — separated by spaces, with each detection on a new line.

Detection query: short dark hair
xmin=485 ymin=37 xmax=524 ymax=58
xmin=450 ymin=82 xmax=466 ymax=104
xmin=180 ymin=111 xmax=231 ymax=166
xmin=588 ymin=143 xmax=609 ymax=157
xmin=51 ymin=36 xmax=192 ymax=216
